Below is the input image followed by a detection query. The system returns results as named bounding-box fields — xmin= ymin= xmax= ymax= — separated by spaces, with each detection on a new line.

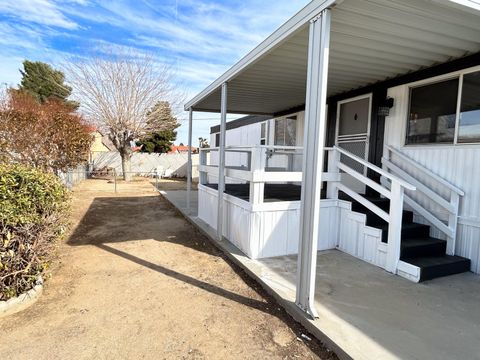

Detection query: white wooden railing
xmin=200 ymin=145 xmax=420 ymax=273
xmin=198 ymin=145 xmax=339 ymax=204
xmin=326 ymin=146 xmax=416 ymax=273
xmin=382 ymin=146 xmax=464 ymax=256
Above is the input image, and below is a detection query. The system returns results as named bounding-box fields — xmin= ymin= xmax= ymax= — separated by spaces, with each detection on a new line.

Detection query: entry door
xmin=335 ymin=94 xmax=372 ymax=194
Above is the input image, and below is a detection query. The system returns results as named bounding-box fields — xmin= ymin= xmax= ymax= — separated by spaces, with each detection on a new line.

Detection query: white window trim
xmin=260 ymin=121 xmax=267 ymax=145
xmin=404 ymin=64 xmax=480 ymax=147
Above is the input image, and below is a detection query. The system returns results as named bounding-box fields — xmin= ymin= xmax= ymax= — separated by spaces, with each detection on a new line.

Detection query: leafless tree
xmin=65 ymin=49 xmax=183 ymax=180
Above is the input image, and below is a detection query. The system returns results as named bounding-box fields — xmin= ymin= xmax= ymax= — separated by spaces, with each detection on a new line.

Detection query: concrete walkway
xmin=163 ymin=189 xmax=480 ymax=360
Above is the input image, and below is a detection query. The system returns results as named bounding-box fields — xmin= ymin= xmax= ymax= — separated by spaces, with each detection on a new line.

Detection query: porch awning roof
xmin=184 ymin=0 xmax=480 ymax=115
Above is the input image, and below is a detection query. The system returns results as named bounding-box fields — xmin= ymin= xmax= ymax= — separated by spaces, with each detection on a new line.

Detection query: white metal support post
xmin=296 ymin=9 xmax=331 ymax=319
xmin=187 ymin=107 xmax=193 ymax=213
xmin=217 ymin=82 xmax=228 ymax=240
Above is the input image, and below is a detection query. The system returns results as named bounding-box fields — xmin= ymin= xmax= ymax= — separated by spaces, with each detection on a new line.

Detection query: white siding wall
xmin=208 ymin=121 xmax=263 ymax=184
xmin=207 ymin=113 xmax=305 ymax=182
xmin=386 ymin=84 xmax=480 ymax=273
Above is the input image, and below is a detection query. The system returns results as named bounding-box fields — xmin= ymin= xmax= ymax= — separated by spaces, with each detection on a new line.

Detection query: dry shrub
xmin=0 ymin=91 xmax=93 ymax=174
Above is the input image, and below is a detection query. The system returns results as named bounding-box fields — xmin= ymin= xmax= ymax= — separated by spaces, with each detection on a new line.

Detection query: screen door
xmin=336 ymin=94 xmax=372 ymax=194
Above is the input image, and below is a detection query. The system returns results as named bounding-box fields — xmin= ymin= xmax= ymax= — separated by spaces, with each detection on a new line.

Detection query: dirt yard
xmin=0 ymin=179 xmax=336 ymax=360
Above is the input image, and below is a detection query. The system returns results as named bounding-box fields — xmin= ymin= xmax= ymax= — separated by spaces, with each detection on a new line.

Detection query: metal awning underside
xmin=185 ymin=0 xmax=480 ymax=115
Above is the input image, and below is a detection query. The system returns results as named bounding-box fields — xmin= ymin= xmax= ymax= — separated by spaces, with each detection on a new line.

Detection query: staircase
xmin=341 ymin=192 xmax=471 ymax=282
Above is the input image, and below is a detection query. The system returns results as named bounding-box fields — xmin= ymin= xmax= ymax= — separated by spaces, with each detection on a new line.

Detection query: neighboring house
xmin=168 ymin=144 xmax=198 ymax=154
xmin=184 ymin=0 xmax=480 ymax=319
xmin=89 ymin=129 xmax=115 ymax=161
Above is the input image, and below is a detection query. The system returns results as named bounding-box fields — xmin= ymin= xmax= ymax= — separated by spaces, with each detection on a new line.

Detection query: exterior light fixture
xmin=378 ymin=97 xmax=394 ymax=116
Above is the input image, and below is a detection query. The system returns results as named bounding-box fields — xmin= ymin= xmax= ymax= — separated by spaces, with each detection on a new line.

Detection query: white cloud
xmin=0 ymin=0 xmax=310 ymax=143
xmin=0 ymin=0 xmax=78 ymax=29
xmin=0 ymin=23 xmax=45 ymax=50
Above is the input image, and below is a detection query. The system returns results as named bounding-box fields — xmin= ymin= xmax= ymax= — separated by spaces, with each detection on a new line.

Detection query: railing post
xmin=326 ymin=148 xmax=340 ymax=199
xmin=386 ymin=181 xmax=404 ymax=273
xmin=249 ymin=146 xmax=265 ymax=204
xmin=287 ymin=153 xmax=294 ymax=172
xmin=447 ymin=192 xmax=460 ymax=256
xmin=199 ymin=149 xmax=208 ymax=185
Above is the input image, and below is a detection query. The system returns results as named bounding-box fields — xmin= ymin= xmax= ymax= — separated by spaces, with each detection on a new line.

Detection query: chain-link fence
xmin=58 ymin=164 xmax=89 ymax=189
xmin=59 ymin=166 xmax=194 ymax=194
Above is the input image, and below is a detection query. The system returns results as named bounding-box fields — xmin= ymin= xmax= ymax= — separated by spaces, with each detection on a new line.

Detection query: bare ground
xmin=0 ymin=179 xmax=336 ymax=360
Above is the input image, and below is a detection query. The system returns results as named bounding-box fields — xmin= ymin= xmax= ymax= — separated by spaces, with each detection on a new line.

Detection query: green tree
xmin=144 ymin=101 xmax=180 ymax=133
xmin=18 ymin=60 xmax=77 ymax=108
xmin=137 ymin=101 xmax=180 ymax=154
xmin=137 ymin=130 xmax=177 ymax=154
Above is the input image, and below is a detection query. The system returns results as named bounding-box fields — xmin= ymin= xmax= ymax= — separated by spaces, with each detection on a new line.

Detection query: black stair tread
xmin=402 ymin=255 xmax=470 ymax=268
xmin=380 ymin=222 xmax=430 ymax=243
xmin=364 ymin=209 xmax=414 ymax=227
xmin=361 ymin=208 xmax=413 ymax=217
xmin=378 ymin=222 xmax=430 ymax=236
xmin=400 ymin=237 xmax=447 ymax=259
xmin=403 ymin=255 xmax=471 ymax=281
xmin=339 ymin=192 xmax=389 ymax=203
xmin=339 ymin=190 xmax=471 ymax=281
xmin=401 ymin=237 xmax=446 ymax=248
xmin=378 ymin=221 xmax=429 ymax=231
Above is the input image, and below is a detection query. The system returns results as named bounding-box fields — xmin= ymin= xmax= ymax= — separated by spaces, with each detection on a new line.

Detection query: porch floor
xmin=161 ymin=189 xmax=480 ymax=360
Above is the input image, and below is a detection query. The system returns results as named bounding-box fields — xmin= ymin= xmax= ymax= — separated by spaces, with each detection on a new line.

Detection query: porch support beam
xmin=187 ymin=107 xmax=193 ymax=213
xmin=296 ymin=8 xmax=332 ymax=319
xmin=217 ymin=82 xmax=228 ymax=240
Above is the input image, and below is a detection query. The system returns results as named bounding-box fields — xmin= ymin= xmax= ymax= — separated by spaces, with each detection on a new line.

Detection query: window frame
xmin=260 ymin=122 xmax=267 ymax=145
xmin=404 ymin=65 xmax=480 ymax=147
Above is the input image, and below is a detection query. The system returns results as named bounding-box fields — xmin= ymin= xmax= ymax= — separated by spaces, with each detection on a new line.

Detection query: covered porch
xmin=184 ymin=0 xmax=480 ymax=319
xmin=161 ymin=189 xmax=480 ymax=360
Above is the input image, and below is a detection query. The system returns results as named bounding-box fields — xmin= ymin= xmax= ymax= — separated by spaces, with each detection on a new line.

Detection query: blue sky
xmin=0 ymin=0 xmax=309 ymax=144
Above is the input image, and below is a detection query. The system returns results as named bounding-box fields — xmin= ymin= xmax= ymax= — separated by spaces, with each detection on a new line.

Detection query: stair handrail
xmin=325 ymin=146 xmax=416 ymax=274
xmin=384 ymin=146 xmax=464 ymax=196
xmin=332 ymin=146 xmax=415 ymax=191
xmin=382 ymin=145 xmax=464 ymax=256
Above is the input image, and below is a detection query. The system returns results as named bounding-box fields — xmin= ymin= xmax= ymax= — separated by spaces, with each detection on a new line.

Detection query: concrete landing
xmin=161 ymin=189 xmax=480 ymax=360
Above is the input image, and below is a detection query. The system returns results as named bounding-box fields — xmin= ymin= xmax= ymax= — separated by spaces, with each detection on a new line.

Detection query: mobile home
xmin=184 ymin=0 xmax=480 ymax=317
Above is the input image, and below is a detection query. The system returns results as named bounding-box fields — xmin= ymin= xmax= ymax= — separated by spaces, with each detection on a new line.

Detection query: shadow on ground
xmin=67 ymin=194 xmax=335 ymax=358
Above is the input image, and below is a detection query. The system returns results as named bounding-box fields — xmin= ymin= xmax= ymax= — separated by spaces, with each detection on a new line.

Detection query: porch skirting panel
xmin=198 ymin=184 xmax=386 ymax=265
xmin=337 ymin=201 xmax=387 ymax=269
